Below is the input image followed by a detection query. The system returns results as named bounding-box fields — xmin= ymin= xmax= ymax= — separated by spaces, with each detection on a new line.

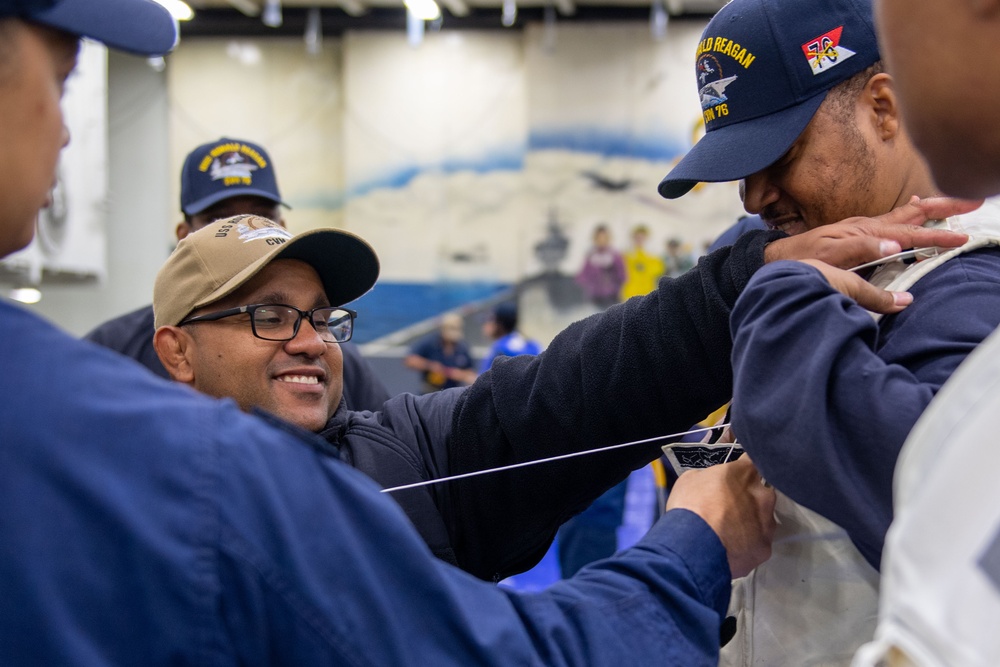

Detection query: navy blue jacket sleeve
xmin=730 ymin=251 xmax=1000 ymax=568
xmin=1 ymin=302 xmax=732 ymax=665
xmin=217 ymin=420 xmax=733 ymax=666
xmin=446 ymin=228 xmax=784 ymax=579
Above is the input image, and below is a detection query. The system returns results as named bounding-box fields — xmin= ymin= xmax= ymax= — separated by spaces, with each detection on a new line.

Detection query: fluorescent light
xmin=404 ymin=0 xmax=441 ymax=21
xmin=153 ymin=0 xmax=194 ymax=21
xmin=9 ymin=287 xmax=41 ymax=304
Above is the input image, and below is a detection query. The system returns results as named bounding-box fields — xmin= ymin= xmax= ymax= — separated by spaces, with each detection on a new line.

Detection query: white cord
xmin=380 ymin=423 xmax=730 ymax=493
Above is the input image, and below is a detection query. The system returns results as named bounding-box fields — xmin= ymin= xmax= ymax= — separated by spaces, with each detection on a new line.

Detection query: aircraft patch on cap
xmin=802 ymin=26 xmax=856 ymax=75
xmin=197 ymin=141 xmax=269 ymax=188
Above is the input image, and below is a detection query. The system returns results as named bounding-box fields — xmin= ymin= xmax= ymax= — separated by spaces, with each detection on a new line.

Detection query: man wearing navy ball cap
xmin=658 ymin=0 xmax=1000 ymax=664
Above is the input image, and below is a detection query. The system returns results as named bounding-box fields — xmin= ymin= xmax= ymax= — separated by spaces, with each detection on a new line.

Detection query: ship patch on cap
xmin=198 ymin=142 xmax=269 ymax=189
xmin=695 ymin=37 xmax=758 ymax=125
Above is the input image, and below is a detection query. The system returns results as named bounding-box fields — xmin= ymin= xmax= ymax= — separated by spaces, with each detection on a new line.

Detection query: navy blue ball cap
xmin=658 ymin=0 xmax=879 ymax=199
xmin=2 ymin=0 xmax=178 ymax=57
xmin=180 ymin=137 xmax=291 ymax=216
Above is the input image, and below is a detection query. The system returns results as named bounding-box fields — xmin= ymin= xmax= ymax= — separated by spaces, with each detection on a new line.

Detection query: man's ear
xmin=175 ymin=220 xmax=194 ymax=242
xmin=866 ymin=72 xmax=902 ymax=142
xmin=153 ymin=326 xmax=195 ymax=384
xmin=968 ymin=0 xmax=1000 ymax=18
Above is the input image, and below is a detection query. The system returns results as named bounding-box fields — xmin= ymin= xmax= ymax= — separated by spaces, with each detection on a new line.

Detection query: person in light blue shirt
xmin=479 ymin=302 xmax=542 ymax=373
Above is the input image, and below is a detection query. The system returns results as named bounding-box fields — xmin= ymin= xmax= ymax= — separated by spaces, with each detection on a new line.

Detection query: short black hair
xmin=493 ymin=302 xmax=518 ymax=334
xmin=824 ymin=61 xmax=885 ymax=117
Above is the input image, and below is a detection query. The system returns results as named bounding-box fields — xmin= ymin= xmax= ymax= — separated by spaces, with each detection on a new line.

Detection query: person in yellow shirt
xmin=621 ymin=225 xmax=665 ymax=300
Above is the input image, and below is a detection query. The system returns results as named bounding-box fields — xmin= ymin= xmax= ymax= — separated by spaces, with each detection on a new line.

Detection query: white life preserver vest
xmin=721 ymin=200 xmax=1000 ymax=667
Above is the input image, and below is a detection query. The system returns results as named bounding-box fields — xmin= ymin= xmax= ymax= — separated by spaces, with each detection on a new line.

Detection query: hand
xmin=798 ymin=259 xmax=913 ymax=314
xmin=764 ymin=196 xmax=978 ymax=269
xmin=666 ymin=456 xmax=776 ymax=578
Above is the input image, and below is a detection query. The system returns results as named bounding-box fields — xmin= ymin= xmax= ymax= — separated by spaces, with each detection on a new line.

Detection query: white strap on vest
xmin=870 ymin=201 xmax=1000 ymax=322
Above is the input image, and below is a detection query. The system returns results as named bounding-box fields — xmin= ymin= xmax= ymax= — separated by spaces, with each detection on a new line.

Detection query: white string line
xmin=380 ymin=423 xmax=730 ymax=494
xmin=848 ymin=246 xmax=940 ymax=273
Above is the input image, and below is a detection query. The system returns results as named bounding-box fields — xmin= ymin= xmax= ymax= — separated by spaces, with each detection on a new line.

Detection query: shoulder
xmin=84 ymin=304 xmax=155 ymax=344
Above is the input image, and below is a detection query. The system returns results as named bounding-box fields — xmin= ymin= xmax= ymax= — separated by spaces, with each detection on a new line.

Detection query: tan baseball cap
xmin=153 ymin=215 xmax=379 ymax=328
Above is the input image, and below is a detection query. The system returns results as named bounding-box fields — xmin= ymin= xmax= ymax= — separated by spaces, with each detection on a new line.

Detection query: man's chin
xmin=276 ymin=406 xmax=333 ymax=433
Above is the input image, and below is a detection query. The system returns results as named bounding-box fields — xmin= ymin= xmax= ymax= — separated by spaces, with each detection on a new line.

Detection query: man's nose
xmin=284 ymin=319 xmax=327 ymax=358
xmin=740 ymin=171 xmax=779 ymax=215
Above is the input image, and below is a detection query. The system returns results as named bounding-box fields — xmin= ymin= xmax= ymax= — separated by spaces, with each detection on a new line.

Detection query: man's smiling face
xmin=180 ymin=258 xmax=344 ymax=432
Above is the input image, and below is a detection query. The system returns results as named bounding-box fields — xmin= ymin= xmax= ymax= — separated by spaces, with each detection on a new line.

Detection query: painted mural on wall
xmin=167 ymin=21 xmax=746 ymax=341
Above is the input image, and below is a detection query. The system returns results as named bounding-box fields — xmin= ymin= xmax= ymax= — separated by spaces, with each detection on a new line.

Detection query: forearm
xmin=730 ymin=259 xmax=1000 ymax=566
xmin=446 ymin=229 xmax=780 ymax=579
xmin=501 ymin=509 xmax=730 ymax=666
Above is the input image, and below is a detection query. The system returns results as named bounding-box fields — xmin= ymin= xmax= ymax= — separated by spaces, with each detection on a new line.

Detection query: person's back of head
xmin=493 ymin=302 xmax=518 ymax=336
xmin=440 ymin=313 xmax=464 ymax=343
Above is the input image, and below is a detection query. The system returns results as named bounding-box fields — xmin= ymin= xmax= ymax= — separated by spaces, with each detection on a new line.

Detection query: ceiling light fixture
xmin=262 ymin=0 xmax=283 ymax=27
xmin=406 ymin=7 xmax=425 ymax=46
xmin=305 ymin=7 xmax=323 ymax=55
xmin=9 ymin=286 xmax=42 ymax=305
xmin=153 ymin=0 xmax=194 ymax=21
xmin=501 ymin=0 xmax=516 ymax=27
xmin=650 ymin=0 xmax=668 ymax=40
xmin=404 ymin=0 xmax=441 ymax=21
xmin=542 ymin=3 xmax=557 ymax=53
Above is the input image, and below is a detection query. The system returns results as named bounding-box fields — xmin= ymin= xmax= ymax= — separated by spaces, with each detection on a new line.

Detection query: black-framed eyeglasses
xmin=179 ymin=304 xmax=356 ymax=343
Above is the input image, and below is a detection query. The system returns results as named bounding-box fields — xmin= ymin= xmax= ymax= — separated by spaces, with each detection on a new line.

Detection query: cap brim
xmin=192 ymin=228 xmax=380 ymax=315
xmin=29 ymin=0 xmax=178 ymax=57
xmin=658 ymin=92 xmax=828 ymax=199
xmin=183 ymin=188 xmax=290 ymax=216
xmin=276 ymin=229 xmax=379 ymax=307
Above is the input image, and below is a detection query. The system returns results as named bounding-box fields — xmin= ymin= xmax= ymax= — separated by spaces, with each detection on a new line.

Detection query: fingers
xmin=883 ymin=195 xmax=983 ymax=225
xmin=764 ymin=196 xmax=973 ymax=270
xmin=666 ymin=457 xmax=777 ymax=578
xmin=859 ymin=222 xmax=968 ymax=252
xmin=798 ymin=259 xmax=912 ymax=314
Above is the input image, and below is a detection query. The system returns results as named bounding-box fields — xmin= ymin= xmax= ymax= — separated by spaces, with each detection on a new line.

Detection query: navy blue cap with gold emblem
xmin=658 ymin=0 xmax=879 ymax=199
xmin=180 ymin=137 xmax=291 ymax=216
